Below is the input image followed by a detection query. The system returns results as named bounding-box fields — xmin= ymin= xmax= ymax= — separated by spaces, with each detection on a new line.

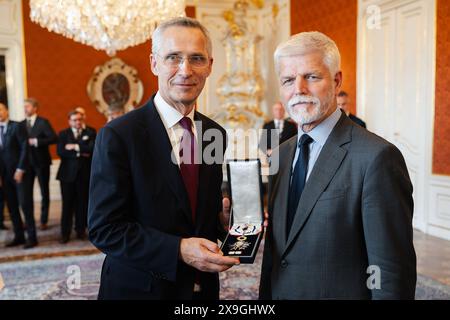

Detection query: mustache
xmin=288 ymin=95 xmax=320 ymax=108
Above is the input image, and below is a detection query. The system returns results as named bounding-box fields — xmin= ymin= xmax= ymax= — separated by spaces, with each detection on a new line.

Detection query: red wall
xmin=291 ymin=0 xmax=358 ymax=114
xmin=433 ymin=0 xmax=450 ymax=175
xmin=22 ymin=2 xmax=195 ymax=157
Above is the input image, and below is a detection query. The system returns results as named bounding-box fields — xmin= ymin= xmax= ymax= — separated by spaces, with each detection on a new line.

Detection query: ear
xmin=150 ymin=53 xmax=158 ymax=76
xmin=334 ymin=71 xmax=343 ymax=94
xmin=205 ymin=57 xmax=214 ymax=77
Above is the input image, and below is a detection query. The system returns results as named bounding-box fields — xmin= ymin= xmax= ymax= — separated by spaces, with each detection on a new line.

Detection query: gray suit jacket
xmin=259 ymin=113 xmax=416 ymax=300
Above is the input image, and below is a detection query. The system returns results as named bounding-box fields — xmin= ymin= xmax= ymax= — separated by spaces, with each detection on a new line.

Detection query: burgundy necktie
xmin=179 ymin=117 xmax=199 ymax=221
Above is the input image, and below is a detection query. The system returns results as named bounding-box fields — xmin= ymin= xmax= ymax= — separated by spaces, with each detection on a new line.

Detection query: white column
xmin=0 ymin=0 xmax=26 ymax=120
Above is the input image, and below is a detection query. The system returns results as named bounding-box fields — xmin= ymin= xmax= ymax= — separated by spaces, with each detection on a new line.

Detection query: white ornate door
xmin=358 ymin=0 xmax=436 ymax=231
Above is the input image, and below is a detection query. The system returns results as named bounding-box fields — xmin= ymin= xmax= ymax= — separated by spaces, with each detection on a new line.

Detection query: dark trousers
xmin=28 ymin=165 xmax=51 ymax=224
xmin=60 ymin=175 xmax=89 ymax=237
xmin=0 ymin=187 xmax=5 ymax=225
xmin=2 ymin=172 xmax=37 ymax=242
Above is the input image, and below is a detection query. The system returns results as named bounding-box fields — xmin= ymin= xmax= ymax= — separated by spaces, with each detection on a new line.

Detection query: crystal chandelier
xmin=29 ymin=0 xmax=186 ymax=56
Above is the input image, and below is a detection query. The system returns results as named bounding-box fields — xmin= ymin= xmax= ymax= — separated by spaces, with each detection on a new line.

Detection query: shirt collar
xmin=298 ymin=107 xmax=342 ymax=147
xmin=27 ymin=114 xmax=37 ymax=122
xmin=0 ymin=120 xmax=9 ymax=126
xmin=154 ymin=91 xmax=195 ymax=129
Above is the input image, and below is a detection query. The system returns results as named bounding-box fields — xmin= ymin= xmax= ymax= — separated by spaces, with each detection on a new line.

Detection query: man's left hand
xmin=65 ymin=143 xmax=77 ymax=151
xmin=14 ymin=170 xmax=24 ymax=184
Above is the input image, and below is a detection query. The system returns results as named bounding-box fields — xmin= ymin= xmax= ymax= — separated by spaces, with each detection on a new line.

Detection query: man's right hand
xmin=179 ymin=238 xmax=240 ymax=273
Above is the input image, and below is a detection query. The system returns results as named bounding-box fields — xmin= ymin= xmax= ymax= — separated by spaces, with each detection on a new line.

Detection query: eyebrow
xmin=281 ymin=70 xmax=324 ymax=78
xmin=163 ymin=51 xmax=206 ymax=56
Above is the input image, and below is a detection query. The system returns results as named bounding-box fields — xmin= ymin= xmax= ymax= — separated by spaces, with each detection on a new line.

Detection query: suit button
xmin=280 ymin=260 xmax=288 ymax=268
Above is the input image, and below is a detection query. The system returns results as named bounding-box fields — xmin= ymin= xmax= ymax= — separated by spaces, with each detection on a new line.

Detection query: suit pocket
xmin=317 ymin=187 xmax=348 ymax=201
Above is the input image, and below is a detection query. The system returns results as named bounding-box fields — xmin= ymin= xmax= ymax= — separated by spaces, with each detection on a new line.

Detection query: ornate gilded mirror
xmin=87 ymin=58 xmax=143 ymax=119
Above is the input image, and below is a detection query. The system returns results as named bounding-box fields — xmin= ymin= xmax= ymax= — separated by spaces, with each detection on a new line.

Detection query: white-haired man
xmin=88 ymin=17 xmax=239 ymax=300
xmin=259 ymin=31 xmax=416 ymax=299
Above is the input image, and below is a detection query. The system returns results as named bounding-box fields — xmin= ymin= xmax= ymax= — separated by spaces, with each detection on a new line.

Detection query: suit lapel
xmin=142 ymin=99 xmax=193 ymax=225
xmin=271 ymin=137 xmax=297 ymax=250
xmin=193 ymin=112 xmax=212 ymax=230
xmin=4 ymin=122 xmax=14 ymax=144
xmin=30 ymin=117 xmax=39 ymax=136
xmin=283 ymin=114 xmax=352 ymax=256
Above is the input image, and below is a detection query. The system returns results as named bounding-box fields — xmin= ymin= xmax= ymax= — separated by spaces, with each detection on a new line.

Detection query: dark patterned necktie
xmin=286 ymin=134 xmax=313 ymax=235
xmin=26 ymin=119 xmax=32 ymax=134
xmin=179 ymin=117 xmax=199 ymax=221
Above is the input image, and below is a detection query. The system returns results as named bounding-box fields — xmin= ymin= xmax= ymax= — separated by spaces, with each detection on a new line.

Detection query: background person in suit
xmin=0 ymin=188 xmax=7 ymax=230
xmin=0 ymin=102 xmax=37 ymax=249
xmin=22 ymin=98 xmax=58 ymax=230
xmin=337 ymin=90 xmax=366 ymax=128
xmin=259 ymin=32 xmax=416 ymax=299
xmin=260 ymin=101 xmax=297 ymax=156
xmin=88 ymin=17 xmax=239 ymax=300
xmin=56 ymin=110 xmax=96 ymax=243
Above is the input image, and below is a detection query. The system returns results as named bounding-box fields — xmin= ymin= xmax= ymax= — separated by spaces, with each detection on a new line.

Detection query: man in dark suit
xmin=260 ymin=101 xmax=297 ymax=156
xmin=56 ymin=110 xmax=96 ymax=243
xmin=88 ymin=17 xmax=239 ymax=300
xmin=22 ymin=98 xmax=57 ymax=230
xmin=0 ymin=187 xmax=7 ymax=230
xmin=0 ymin=102 xmax=37 ymax=248
xmin=337 ymin=90 xmax=366 ymax=128
xmin=259 ymin=32 xmax=416 ymax=299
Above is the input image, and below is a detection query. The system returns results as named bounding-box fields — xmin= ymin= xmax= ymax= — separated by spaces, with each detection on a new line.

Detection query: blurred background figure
xmin=337 ymin=91 xmax=366 ymax=128
xmin=56 ymin=110 xmax=96 ymax=244
xmin=75 ymin=107 xmax=86 ymax=122
xmin=0 ymin=183 xmax=7 ymax=230
xmin=260 ymin=101 xmax=297 ymax=156
xmin=106 ymin=103 xmax=125 ymax=123
xmin=0 ymin=102 xmax=37 ymax=249
xmin=22 ymin=98 xmax=58 ymax=230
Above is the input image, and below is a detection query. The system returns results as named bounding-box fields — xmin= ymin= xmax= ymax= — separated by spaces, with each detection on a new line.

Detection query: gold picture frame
xmin=87 ymin=57 xmax=143 ymax=118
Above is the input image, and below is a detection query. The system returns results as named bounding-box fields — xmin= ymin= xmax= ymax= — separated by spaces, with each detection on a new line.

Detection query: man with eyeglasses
xmin=88 ymin=17 xmax=239 ymax=300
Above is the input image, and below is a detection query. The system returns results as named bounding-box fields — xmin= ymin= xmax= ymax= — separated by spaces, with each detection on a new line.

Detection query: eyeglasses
xmin=155 ymin=53 xmax=210 ymax=68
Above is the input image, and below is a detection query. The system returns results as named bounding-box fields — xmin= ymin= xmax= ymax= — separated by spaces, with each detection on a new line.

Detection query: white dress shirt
xmin=70 ymin=127 xmax=83 ymax=155
xmin=274 ymin=119 xmax=284 ymax=134
xmin=0 ymin=120 xmax=8 ymax=148
xmin=292 ymin=107 xmax=342 ymax=182
xmin=26 ymin=114 xmax=37 ymax=128
xmin=26 ymin=114 xmax=39 ymax=147
xmin=154 ymin=92 xmax=197 ymax=167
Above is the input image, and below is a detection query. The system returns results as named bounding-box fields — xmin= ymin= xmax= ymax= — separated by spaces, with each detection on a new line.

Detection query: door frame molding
xmin=357 ymin=0 xmax=438 ymax=235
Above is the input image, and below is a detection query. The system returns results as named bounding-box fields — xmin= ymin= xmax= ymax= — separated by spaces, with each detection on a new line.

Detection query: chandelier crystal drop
xmin=29 ymin=0 xmax=186 ymax=56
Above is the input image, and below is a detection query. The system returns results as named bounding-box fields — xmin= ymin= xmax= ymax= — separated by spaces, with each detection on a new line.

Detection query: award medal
xmin=229 ymin=236 xmax=251 ymax=251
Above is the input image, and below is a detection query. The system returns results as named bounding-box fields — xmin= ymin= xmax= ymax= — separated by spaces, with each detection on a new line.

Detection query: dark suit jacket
xmin=21 ymin=116 xmax=57 ymax=168
xmin=56 ymin=126 xmax=96 ymax=183
xmin=349 ymin=113 xmax=366 ymax=128
xmin=260 ymin=119 xmax=297 ymax=152
xmin=88 ymin=97 xmax=227 ymax=300
xmin=260 ymin=113 xmax=416 ymax=300
xmin=0 ymin=121 xmax=28 ymax=177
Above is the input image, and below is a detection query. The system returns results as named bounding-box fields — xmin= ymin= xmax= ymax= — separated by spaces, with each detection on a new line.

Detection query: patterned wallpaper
xmin=290 ymin=0 xmax=358 ymax=114
xmin=22 ymin=2 xmax=195 ymax=158
xmin=433 ymin=0 xmax=450 ymax=175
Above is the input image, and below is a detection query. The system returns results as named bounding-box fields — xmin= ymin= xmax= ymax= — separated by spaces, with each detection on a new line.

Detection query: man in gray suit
xmin=259 ymin=32 xmax=416 ymax=299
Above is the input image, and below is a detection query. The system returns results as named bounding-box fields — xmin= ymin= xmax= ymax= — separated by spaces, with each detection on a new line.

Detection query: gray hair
xmin=274 ymin=31 xmax=341 ymax=76
xmin=24 ymin=97 xmax=39 ymax=108
xmin=151 ymin=17 xmax=212 ymax=57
